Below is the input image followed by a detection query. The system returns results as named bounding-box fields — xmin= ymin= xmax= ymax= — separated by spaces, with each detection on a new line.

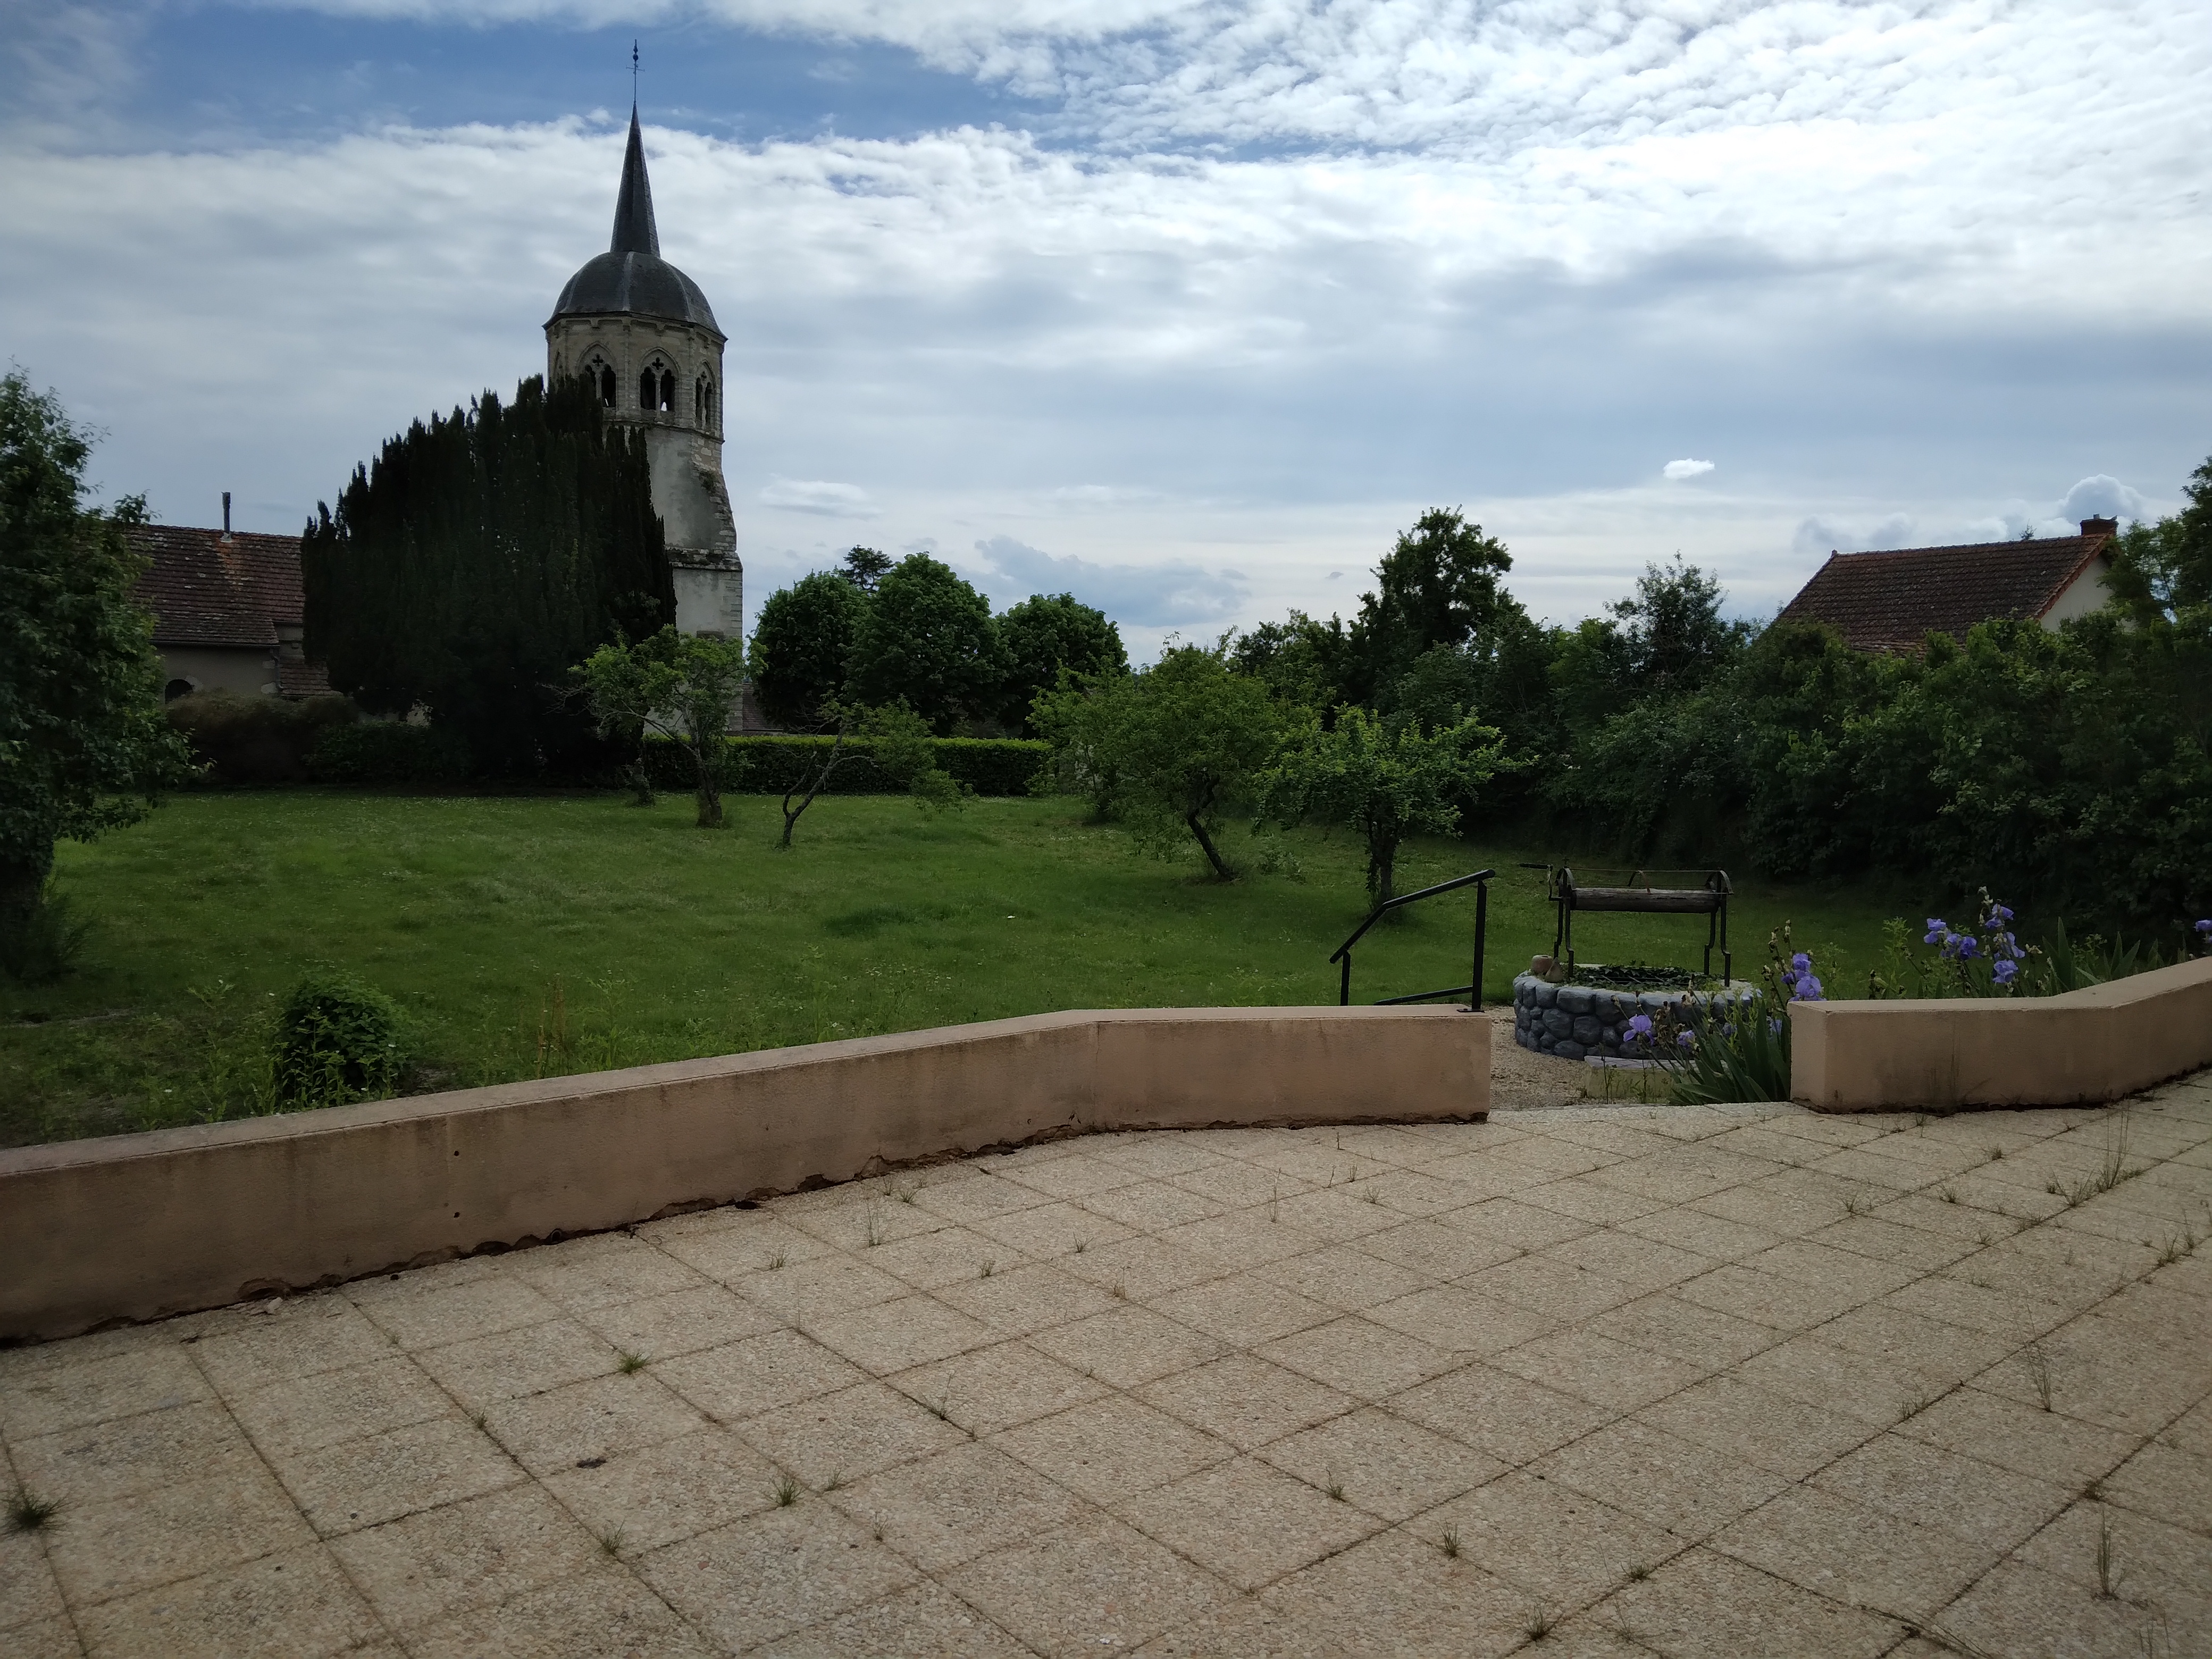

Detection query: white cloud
xmin=2060 ymin=474 xmax=2147 ymax=526
xmin=965 ymin=533 xmax=1247 ymax=626
xmin=1663 ymin=458 xmax=1714 ymax=481
xmin=1791 ymin=514 xmax=1917 ymax=557
xmin=758 ymin=477 xmax=879 ymax=517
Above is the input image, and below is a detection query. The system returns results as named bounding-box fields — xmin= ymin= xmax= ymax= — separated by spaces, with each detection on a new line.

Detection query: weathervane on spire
xmin=631 ymin=39 xmax=640 ymax=106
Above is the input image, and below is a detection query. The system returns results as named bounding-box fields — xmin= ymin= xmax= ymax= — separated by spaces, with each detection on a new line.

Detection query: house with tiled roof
xmin=1778 ymin=517 xmax=2119 ymax=653
xmin=129 ymin=501 xmax=330 ymax=700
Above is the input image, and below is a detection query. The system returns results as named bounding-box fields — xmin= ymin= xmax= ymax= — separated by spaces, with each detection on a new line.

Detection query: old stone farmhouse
xmin=129 ymin=511 xmax=327 ymax=701
xmin=1778 ymin=517 xmax=2119 ymax=652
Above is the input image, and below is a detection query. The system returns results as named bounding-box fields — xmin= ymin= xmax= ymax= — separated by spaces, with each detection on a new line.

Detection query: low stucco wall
xmin=1790 ymin=956 xmax=2212 ymax=1113
xmin=0 ymin=1006 xmax=1487 ymax=1342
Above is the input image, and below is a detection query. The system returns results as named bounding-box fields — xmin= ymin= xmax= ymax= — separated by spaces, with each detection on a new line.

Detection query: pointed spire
xmin=609 ymin=105 xmax=660 ymax=257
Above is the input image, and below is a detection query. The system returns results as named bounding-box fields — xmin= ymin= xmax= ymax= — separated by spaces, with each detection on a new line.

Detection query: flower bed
xmin=1511 ymin=974 xmax=1756 ymax=1063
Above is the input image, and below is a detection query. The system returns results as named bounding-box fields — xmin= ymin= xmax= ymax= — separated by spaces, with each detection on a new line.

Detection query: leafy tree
xmin=840 ymin=546 xmax=893 ymax=592
xmin=750 ymin=570 xmax=867 ymax=729
xmin=998 ymin=593 xmax=1127 ymax=734
xmin=303 ymin=374 xmax=672 ymax=775
xmin=1230 ymin=611 xmax=1354 ymax=717
xmin=0 ymin=372 xmax=193 ymax=966
xmin=1048 ymin=646 xmax=1286 ymax=879
xmin=1263 ymin=707 xmax=1505 ymax=903
xmin=575 ymin=626 xmax=746 ymax=827
xmin=849 ymin=554 xmax=1007 ymax=734
xmin=1354 ymin=508 xmax=1515 ymax=694
xmin=775 ymin=700 xmax=967 ymax=847
xmin=1606 ymin=556 xmax=1753 ymax=697
xmin=2107 ymin=455 xmax=2212 ymax=625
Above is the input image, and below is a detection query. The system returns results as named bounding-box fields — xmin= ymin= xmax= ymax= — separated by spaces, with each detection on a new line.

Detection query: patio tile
xmin=730 ymin=1251 xmax=912 ymax=1323
xmin=413 ymin=1317 xmax=619 ymax=1411
xmin=2100 ymin=1438 xmax=2212 ymax=1535
xmin=1260 ymin=1404 xmax=1505 ymax=1521
xmin=829 ymin=1439 xmax=1090 ymax=1571
xmin=42 ymin=1464 xmax=314 ymax=1606
xmin=908 ymin=1168 xmax=1060 ymax=1226
xmin=1582 ymin=1291 xmax=1780 ymax=1367
xmin=993 ymin=1395 xmax=1234 ymax=1504
xmin=996 ymin=1151 xmax=1149 ymax=1203
xmin=479 ymin=1368 xmax=706 ymax=1475
xmin=71 ymin=1543 xmax=379 ymax=1659
xmin=864 ymin=1225 xmax=1030 ymax=1291
xmin=1353 ymin=1216 xmax=1522 ymax=1279
xmin=1453 ymin=1195 xmax=1598 ymax=1251
xmin=653 ymin=1328 xmax=869 ymax=1422
xmin=1256 ymin=1314 xmax=1457 ymax=1401
xmin=1270 ymin=1186 xmax=1417 ymax=1243
xmin=1457 ymin=1253 xmax=1639 ymax=1322
xmin=1811 ymin=1429 xmax=2075 ymax=1551
xmin=1711 ymin=1483 xmax=1997 ymax=1622
xmin=326 ymin=1480 xmax=598 ymax=1630
xmin=0 ymin=1617 xmax=79 ymax=1658
xmin=2014 ymin=1497 xmax=2212 ymax=1626
xmin=1637 ymin=1375 xmax=1873 ymax=1481
xmin=1120 ymin=1455 xmax=1380 ymax=1590
xmin=1532 ymin=1415 xmax=1790 ymax=1541
xmin=890 ymin=1337 xmax=1111 ymax=1435
xmin=1253 ymin=1243 xmax=1432 ymax=1312
xmin=636 ymin=1499 xmax=921 ymax=1654
xmin=1426 ymin=1468 xmax=1679 ymax=1606
xmin=1518 ymin=1178 xmax=1670 ymax=1226
xmin=0 ymin=1345 xmax=212 ymax=1441
xmin=1149 ymin=1274 xmax=1340 ymax=1350
xmin=1594 ymin=1546 xmax=1904 ymax=1658
xmin=498 ymin=1232 xmax=707 ymax=1310
xmin=1364 ymin=1283 xmax=1562 ymax=1356
xmin=1094 ymin=1131 xmax=1230 ymax=1177
xmin=266 ymin=1415 xmax=518 ymax=1536
xmin=572 ymin=1284 xmax=780 ymax=1360
xmin=1892 ymin=1381 xmax=2138 ymax=1489
xmin=1393 ymin=1361 xmax=1614 ymax=1464
xmin=1255 ymin=1526 xmax=1534 ymax=1659
xmin=1488 ymin=1327 xmax=1713 ymax=1412
xmin=0 ymin=1525 xmax=66 ymax=1631
xmin=12 ymin=1400 xmax=260 ymax=1507
xmin=931 ymin=1261 xmax=1122 ymax=1336
xmin=649 ymin=1216 xmax=836 ymax=1280
xmin=735 ymin=1379 xmax=969 ymax=1488
xmin=346 ymin=1267 xmax=562 ymax=1352
xmin=1058 ymin=1233 xmax=1227 ymax=1300
xmin=784 ymin=1191 xmax=950 ymax=1253
xmin=1152 ymin=1210 xmax=1324 ymax=1269
xmin=1029 ymin=1303 xmax=1224 ymax=1388
xmin=803 ymin=1292 xmax=998 ymax=1375
xmin=758 ymin=1581 xmax=1035 ymax=1658
xmin=1615 ymin=1203 xmax=1783 ymax=1262
xmin=1735 ymin=1333 xmax=1955 ymax=1428
xmin=1079 ymin=1177 xmax=1231 ymax=1233
xmin=968 ymin=1199 xmax=1134 ymax=1260
xmin=225 ymin=1357 xmax=452 ymax=1462
xmin=1670 ymin=1262 xmax=1867 ymax=1331
xmin=187 ymin=1300 xmax=396 ymax=1395
xmin=945 ymin=1512 xmax=1234 ymax=1658
xmin=541 ymin=1425 xmax=783 ymax=1552
xmin=406 ymin=1562 xmax=717 ymax=1658
xmin=1973 ymin=1312 xmax=2211 ymax=1437
xmin=1936 ymin=1555 xmax=2186 ymax=1659
xmin=1138 ymin=1352 xmax=1357 ymax=1451
xmin=1878 ymin=1273 xmax=2070 ymax=1344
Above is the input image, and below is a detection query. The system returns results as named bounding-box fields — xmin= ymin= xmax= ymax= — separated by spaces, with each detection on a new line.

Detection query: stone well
xmin=1512 ymin=972 xmax=1759 ymax=1063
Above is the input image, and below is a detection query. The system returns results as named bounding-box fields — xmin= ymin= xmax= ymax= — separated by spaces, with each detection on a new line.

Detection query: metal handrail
xmin=1329 ymin=869 xmax=1496 ymax=1009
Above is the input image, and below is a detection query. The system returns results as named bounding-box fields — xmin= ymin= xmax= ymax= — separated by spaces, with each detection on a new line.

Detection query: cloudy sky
xmin=5 ymin=0 xmax=2208 ymax=656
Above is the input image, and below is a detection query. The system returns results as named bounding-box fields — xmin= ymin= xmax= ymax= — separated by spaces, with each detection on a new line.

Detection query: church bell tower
xmin=546 ymin=107 xmax=741 ymax=636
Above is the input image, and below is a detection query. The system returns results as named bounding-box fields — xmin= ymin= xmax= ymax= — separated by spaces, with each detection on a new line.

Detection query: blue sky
xmin=5 ymin=0 xmax=2209 ymax=656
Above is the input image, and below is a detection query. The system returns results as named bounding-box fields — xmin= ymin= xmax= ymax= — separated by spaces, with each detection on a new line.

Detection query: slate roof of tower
xmin=1775 ymin=532 xmax=2113 ymax=652
xmin=128 ymin=524 xmax=330 ymax=694
xmin=548 ymin=106 xmax=721 ymax=335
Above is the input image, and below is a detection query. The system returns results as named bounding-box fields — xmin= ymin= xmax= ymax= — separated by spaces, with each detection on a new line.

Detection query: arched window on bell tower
xmin=639 ymin=355 xmax=676 ymax=413
xmin=582 ymin=354 xmax=616 ymax=409
xmin=695 ymin=373 xmax=715 ymax=432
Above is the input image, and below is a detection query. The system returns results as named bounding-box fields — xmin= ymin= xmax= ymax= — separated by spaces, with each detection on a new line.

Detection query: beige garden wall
xmin=1790 ymin=956 xmax=2212 ymax=1113
xmin=0 ymin=1006 xmax=1487 ymax=1342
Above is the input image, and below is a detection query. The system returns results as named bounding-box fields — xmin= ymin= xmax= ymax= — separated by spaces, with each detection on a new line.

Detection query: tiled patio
xmin=5 ymin=1070 xmax=2210 ymax=1658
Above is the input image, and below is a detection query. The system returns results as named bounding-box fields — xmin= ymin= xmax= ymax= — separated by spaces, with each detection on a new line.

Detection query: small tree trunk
xmin=689 ymin=742 xmax=723 ymax=828
xmin=780 ymin=727 xmax=850 ymax=847
xmin=0 ymin=850 xmax=51 ymax=939
xmin=1368 ymin=833 xmax=1397 ymax=907
xmin=1185 ymin=810 xmax=1235 ymax=881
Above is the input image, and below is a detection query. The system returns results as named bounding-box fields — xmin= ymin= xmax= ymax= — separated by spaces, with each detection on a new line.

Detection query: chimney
xmin=2080 ymin=515 xmax=2118 ymax=539
xmin=222 ymin=491 xmax=232 ymax=538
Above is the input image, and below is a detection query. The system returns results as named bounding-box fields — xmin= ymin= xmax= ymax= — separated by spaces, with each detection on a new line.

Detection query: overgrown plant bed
xmin=1511 ymin=973 xmax=1756 ymax=1063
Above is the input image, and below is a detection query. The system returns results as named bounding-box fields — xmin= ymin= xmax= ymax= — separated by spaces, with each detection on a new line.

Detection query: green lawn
xmin=2 ymin=790 xmax=1916 ymax=1146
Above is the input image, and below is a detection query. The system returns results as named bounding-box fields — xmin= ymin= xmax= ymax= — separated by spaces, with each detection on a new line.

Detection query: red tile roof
xmin=129 ymin=523 xmax=331 ymax=695
xmin=1777 ymin=533 xmax=2112 ymax=652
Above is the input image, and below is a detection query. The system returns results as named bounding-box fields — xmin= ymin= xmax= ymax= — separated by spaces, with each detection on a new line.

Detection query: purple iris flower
xmin=1793 ymin=974 xmax=1824 ymax=1001
xmin=2197 ymin=919 xmax=2211 ymax=936
xmin=1626 ymin=1013 xmax=1653 ymax=1039
xmin=1924 ymin=918 xmax=1948 ymax=944
xmin=1990 ymin=903 xmax=2014 ymax=923
xmin=1955 ymin=936 xmax=1980 ymax=960
xmin=1768 ymin=1017 xmax=1784 ymax=1034
xmin=1676 ymin=1029 xmax=1696 ymax=1050
xmin=1790 ymin=952 xmax=1811 ymax=974
xmin=1993 ymin=958 xmax=2019 ymax=985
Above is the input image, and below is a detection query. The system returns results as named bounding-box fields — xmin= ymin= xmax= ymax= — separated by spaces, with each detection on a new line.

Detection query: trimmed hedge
xmin=168 ymin=691 xmax=358 ymax=784
xmin=308 ymin=721 xmax=471 ymax=785
xmin=643 ymin=734 xmax=1050 ymax=797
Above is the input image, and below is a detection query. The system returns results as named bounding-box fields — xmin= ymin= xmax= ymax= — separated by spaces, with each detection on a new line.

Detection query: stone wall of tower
xmin=546 ymin=312 xmax=741 ymax=638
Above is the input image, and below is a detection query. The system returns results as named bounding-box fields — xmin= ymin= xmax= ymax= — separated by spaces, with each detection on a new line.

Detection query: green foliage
xmin=997 ymin=593 xmax=1127 ymax=734
xmin=0 ymin=372 xmax=195 ymax=953
xmin=1263 ymin=706 xmax=1505 ymax=902
xmin=271 ymin=970 xmax=405 ymax=1109
xmin=856 ymin=702 xmax=969 ymax=815
xmin=0 ymin=879 xmax=90 ymax=985
xmin=575 ymin=626 xmax=748 ymax=827
xmin=1041 ymin=646 xmax=1287 ymax=879
xmin=305 ymin=721 xmax=471 ymax=785
xmin=849 ymin=555 xmax=1007 ymax=733
xmin=301 ymin=374 xmax=674 ymax=776
xmin=1650 ymin=927 xmax=1805 ymax=1103
xmin=750 ymin=569 xmax=867 ymax=730
xmin=640 ymin=734 xmax=1047 ymax=797
xmin=166 ymin=691 xmax=358 ymax=784
xmin=1354 ymin=508 xmax=1517 ymax=696
xmin=1230 ymin=611 xmax=1355 ymax=716
xmin=840 ymin=546 xmax=894 ymax=592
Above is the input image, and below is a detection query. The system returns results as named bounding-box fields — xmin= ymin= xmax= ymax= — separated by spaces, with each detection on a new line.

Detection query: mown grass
xmin=0 ymin=789 xmax=1911 ymax=1145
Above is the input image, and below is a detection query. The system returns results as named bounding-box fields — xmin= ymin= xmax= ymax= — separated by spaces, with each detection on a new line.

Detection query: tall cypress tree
xmin=302 ymin=375 xmax=673 ymax=773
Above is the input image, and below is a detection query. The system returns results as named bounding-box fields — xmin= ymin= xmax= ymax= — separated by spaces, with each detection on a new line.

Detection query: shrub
xmin=0 ymin=881 xmax=90 ymax=984
xmin=1634 ymin=926 xmax=1819 ymax=1103
xmin=307 ymin=721 xmax=470 ymax=785
xmin=271 ymin=971 xmax=406 ymax=1108
xmin=167 ymin=690 xmax=357 ymax=784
